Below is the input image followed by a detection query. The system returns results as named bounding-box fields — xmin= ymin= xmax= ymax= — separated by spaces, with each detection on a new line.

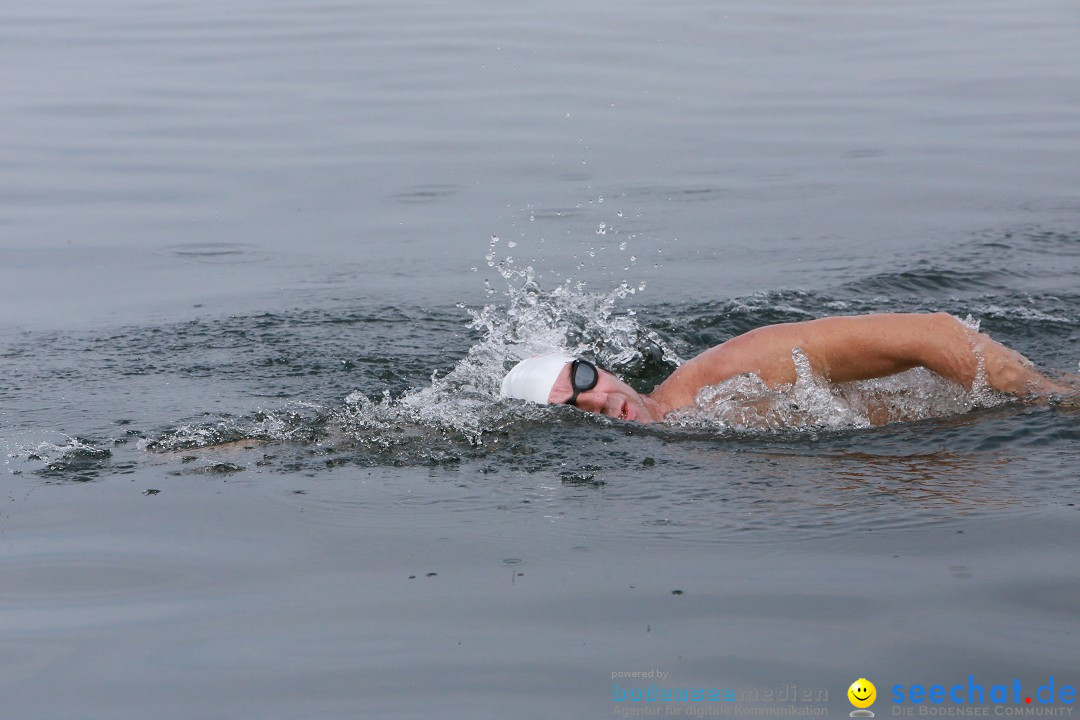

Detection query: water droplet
xmin=619 ymin=241 xmax=627 ymax=251
xmin=507 ymin=240 xmax=517 ymax=248
xmin=596 ymin=223 xmax=607 ymax=235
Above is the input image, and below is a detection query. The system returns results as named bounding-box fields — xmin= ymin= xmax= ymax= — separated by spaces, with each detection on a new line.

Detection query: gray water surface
xmin=2 ymin=0 xmax=1079 ymax=718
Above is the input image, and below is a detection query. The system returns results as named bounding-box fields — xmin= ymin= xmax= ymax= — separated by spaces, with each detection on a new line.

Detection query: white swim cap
xmin=500 ymin=352 xmax=574 ymax=404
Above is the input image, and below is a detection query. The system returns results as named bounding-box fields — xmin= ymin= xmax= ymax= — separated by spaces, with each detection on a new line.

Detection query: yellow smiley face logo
xmin=848 ymin=678 xmax=876 ymax=709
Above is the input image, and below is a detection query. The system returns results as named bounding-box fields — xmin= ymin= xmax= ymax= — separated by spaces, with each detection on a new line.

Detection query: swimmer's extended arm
xmin=649 ymin=313 xmax=1062 ymax=411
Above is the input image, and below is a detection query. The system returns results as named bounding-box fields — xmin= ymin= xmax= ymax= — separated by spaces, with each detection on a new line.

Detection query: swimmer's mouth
xmin=620 ymin=400 xmax=634 ymax=422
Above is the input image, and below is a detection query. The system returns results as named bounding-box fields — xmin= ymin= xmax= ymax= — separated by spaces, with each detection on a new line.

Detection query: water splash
xmin=338 ymin=248 xmax=683 ymax=444
xmin=10 ymin=435 xmax=114 ymax=481
xmin=142 ymin=407 xmax=325 ymax=453
xmin=127 ymin=262 xmax=1037 ymax=465
xmin=21 ymin=436 xmax=110 ymax=464
xmin=136 ymin=246 xmax=689 ymax=457
xmin=668 ymin=344 xmax=1012 ymax=433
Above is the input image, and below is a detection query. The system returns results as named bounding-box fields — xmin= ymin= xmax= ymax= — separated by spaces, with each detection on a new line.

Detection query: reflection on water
xmin=812 ymin=450 xmax=1017 ymax=511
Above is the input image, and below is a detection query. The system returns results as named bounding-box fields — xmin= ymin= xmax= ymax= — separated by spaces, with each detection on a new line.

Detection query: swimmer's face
xmin=547 ymin=363 xmax=660 ymax=423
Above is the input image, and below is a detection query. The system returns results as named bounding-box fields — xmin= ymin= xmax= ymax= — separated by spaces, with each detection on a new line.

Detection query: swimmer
xmin=500 ymin=312 xmax=1077 ymax=423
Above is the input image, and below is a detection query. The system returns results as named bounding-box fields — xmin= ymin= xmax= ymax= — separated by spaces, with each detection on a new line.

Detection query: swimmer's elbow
xmin=914 ymin=313 xmax=972 ymax=367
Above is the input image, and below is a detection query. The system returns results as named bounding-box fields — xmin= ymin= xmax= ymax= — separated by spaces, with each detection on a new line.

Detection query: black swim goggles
xmin=565 ymin=358 xmax=599 ymax=407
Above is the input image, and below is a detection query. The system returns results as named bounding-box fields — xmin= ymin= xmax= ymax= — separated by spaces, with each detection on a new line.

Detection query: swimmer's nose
xmin=580 ymin=393 xmax=626 ymax=420
xmin=573 ymin=389 xmax=607 ymax=414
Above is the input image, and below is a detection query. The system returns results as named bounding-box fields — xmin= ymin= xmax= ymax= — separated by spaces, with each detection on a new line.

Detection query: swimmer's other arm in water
xmin=500 ymin=313 xmax=1075 ymax=424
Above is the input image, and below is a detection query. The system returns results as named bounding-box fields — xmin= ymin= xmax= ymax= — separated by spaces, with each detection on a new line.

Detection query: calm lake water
xmin=2 ymin=0 xmax=1079 ymax=717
